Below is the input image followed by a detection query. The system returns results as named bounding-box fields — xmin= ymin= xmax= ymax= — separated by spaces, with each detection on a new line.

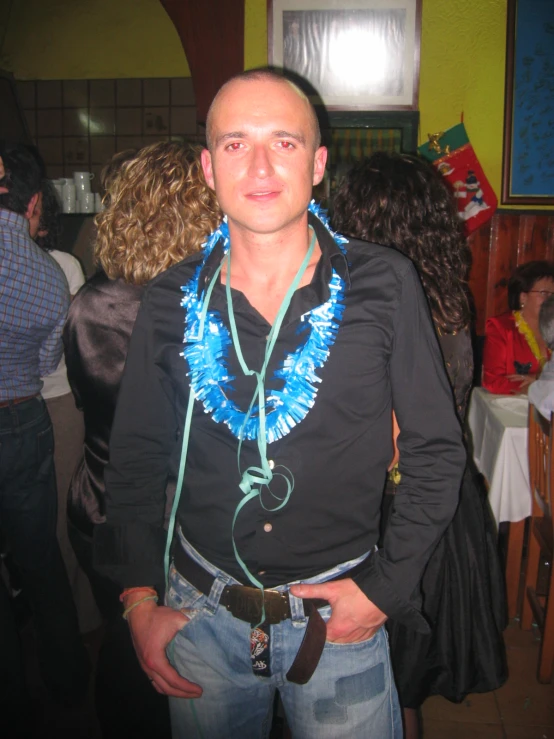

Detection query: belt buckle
xmin=224 ymin=586 xmax=290 ymax=625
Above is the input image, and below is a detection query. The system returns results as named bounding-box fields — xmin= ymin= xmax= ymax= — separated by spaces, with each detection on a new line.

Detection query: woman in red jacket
xmin=483 ymin=261 xmax=554 ymax=394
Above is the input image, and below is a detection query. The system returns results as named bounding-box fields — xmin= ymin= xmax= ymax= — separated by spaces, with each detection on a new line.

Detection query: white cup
xmin=62 ymin=182 xmax=76 ymax=213
xmin=49 ymin=179 xmax=64 ymax=206
xmin=62 ymin=195 xmax=76 ymax=214
xmin=79 ymin=191 xmax=95 ymax=214
xmin=73 ymin=171 xmax=94 ymax=194
xmin=62 ymin=182 xmax=76 ymax=200
xmin=94 ymin=193 xmax=103 ymax=213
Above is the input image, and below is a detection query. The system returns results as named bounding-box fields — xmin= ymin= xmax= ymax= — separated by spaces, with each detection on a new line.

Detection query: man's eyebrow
xmin=214 ymin=130 xmax=307 ymax=147
xmin=273 ymin=130 xmax=307 ymax=146
xmin=214 ymin=132 xmax=246 ymax=146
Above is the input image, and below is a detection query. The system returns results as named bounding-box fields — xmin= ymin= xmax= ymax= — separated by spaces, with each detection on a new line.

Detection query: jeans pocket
xmin=320 ymin=606 xmax=380 ymax=647
xmin=166 ymin=564 xmax=208 ymax=626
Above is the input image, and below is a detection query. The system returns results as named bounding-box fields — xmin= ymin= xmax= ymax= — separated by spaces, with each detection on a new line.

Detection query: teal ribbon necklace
xmin=226 ymin=227 xmax=317 ymax=590
xmin=166 ymin=229 xmax=316 ymax=590
xmin=165 ymin=206 xmax=347 ymax=613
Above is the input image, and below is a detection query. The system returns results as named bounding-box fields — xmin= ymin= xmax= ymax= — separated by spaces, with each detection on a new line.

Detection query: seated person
xmin=528 ymin=295 xmax=554 ymax=419
xmin=483 ymin=261 xmax=554 ymax=394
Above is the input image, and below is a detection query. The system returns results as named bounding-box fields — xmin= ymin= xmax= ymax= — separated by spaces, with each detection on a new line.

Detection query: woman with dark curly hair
xmin=64 ymin=141 xmax=221 ymax=739
xmin=483 ymin=260 xmax=554 ymax=394
xmin=333 ymin=152 xmax=507 ymax=739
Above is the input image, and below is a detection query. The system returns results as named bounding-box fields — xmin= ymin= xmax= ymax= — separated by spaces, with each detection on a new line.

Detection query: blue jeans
xmin=0 ymin=396 xmax=89 ymax=722
xmin=166 ymin=535 xmax=401 ymax=739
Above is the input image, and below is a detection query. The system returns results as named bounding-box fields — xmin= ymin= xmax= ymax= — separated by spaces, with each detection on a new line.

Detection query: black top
xmin=95 ymin=214 xmax=465 ymax=632
xmin=64 ymin=272 xmax=144 ymax=536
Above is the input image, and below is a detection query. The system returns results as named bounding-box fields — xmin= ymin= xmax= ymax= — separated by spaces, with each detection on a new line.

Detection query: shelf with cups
xmin=50 ymin=171 xmax=103 ymax=214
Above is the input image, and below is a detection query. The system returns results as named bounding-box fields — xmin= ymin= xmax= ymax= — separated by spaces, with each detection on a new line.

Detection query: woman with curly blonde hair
xmin=63 ymin=141 xmax=221 ymax=739
xmin=95 ymin=142 xmax=220 ymax=283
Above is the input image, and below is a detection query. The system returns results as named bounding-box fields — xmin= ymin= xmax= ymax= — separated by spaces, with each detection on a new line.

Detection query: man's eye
xmin=226 ymin=142 xmax=243 ymax=151
xmin=278 ymin=141 xmax=295 ymax=150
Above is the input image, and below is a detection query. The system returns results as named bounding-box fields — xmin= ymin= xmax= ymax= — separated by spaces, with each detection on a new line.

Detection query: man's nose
xmin=248 ymin=145 xmax=274 ymax=179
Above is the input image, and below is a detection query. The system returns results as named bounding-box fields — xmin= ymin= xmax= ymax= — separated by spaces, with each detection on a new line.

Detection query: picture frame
xmin=501 ymin=0 xmax=554 ymax=205
xmin=318 ymin=110 xmax=419 ymax=207
xmin=267 ymin=0 xmax=421 ymax=110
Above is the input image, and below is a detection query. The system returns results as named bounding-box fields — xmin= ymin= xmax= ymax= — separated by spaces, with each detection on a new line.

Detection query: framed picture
xmin=316 ymin=110 xmax=419 ymax=207
xmin=501 ymin=0 xmax=554 ymax=205
xmin=268 ymin=0 xmax=421 ymax=110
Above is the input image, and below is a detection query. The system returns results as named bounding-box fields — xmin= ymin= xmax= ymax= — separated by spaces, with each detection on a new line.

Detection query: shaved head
xmin=206 ymin=69 xmax=321 ymax=152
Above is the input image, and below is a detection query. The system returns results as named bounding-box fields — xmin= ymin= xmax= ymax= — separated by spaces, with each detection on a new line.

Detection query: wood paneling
xmin=469 ymin=211 xmax=554 ymax=335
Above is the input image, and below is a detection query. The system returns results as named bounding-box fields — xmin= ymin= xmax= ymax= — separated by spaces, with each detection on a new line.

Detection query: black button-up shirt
xmin=96 ymin=213 xmax=465 ymax=632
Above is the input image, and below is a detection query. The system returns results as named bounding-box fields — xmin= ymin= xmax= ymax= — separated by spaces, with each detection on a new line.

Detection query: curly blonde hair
xmin=95 ymin=142 xmax=221 ymax=285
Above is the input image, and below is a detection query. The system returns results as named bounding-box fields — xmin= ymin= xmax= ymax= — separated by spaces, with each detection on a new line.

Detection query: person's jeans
xmin=0 ymin=397 xmax=89 ymax=716
xmin=166 ymin=535 xmax=402 ymax=739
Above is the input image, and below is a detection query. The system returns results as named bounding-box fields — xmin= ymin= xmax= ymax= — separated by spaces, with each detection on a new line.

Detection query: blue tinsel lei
xmin=180 ymin=202 xmax=347 ymax=443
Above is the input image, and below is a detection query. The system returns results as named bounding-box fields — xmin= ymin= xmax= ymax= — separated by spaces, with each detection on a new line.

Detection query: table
xmin=467 ymin=387 xmax=531 ymax=618
xmin=467 ymin=387 xmax=531 ymax=525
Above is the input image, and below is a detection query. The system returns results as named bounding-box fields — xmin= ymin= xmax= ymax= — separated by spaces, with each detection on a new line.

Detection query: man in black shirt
xmin=96 ymin=70 xmax=465 ymax=738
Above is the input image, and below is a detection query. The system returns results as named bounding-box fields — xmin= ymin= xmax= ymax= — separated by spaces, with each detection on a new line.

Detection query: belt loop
xmin=205 ymin=574 xmax=230 ymax=615
xmin=286 ymin=586 xmax=308 ymax=624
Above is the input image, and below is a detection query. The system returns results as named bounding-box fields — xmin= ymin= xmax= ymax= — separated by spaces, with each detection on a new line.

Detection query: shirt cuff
xmin=353 ymin=553 xmax=430 ymax=634
xmin=93 ymin=521 xmax=166 ymax=591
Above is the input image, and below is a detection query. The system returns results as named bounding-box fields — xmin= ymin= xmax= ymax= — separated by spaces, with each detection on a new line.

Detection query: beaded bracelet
xmin=122 ymin=595 xmax=158 ymax=620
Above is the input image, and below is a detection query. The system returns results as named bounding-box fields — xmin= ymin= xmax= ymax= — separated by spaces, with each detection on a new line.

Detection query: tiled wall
xmin=17 ymin=78 xmax=200 ymax=191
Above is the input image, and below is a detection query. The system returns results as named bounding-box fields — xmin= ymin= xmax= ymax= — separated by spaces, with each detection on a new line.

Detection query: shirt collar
xmin=195 ymin=210 xmax=351 ymax=302
xmin=0 ymin=208 xmax=29 ymax=235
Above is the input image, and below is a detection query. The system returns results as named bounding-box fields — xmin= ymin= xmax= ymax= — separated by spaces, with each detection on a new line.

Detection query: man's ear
xmin=312 ymin=146 xmax=328 ymax=187
xmin=25 ymin=192 xmax=40 ymax=221
xmin=201 ymin=148 xmax=215 ymax=190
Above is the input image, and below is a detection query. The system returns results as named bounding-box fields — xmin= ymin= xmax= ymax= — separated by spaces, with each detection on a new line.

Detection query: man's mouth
xmin=246 ymin=189 xmax=280 ymax=200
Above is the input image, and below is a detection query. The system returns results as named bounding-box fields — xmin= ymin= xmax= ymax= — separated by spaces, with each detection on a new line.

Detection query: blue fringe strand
xmin=180 ymin=202 xmax=347 ymax=443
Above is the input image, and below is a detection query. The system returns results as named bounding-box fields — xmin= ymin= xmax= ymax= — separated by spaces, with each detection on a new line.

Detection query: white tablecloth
xmin=466 ymin=387 xmax=531 ymax=525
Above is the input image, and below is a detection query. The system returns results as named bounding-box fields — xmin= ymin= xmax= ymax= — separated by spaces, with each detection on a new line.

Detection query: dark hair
xmin=34 ymin=180 xmax=61 ymax=252
xmin=332 ymin=151 xmax=472 ymax=332
xmin=539 ymin=295 xmax=554 ymax=351
xmin=0 ymin=142 xmax=43 ymax=215
xmin=507 ymin=261 xmax=554 ymax=311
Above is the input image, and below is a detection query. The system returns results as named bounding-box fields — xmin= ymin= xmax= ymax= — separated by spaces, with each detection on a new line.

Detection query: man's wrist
xmin=122 ymin=596 xmax=158 ymax=621
xmin=120 ymin=586 xmax=157 ymax=607
xmin=121 ymin=587 xmax=159 ymax=621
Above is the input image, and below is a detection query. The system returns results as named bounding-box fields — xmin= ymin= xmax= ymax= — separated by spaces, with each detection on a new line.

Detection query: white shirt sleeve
xmin=49 ymin=250 xmax=86 ymax=296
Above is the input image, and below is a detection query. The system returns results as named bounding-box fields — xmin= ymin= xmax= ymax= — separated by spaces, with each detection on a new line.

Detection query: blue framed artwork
xmin=502 ymin=0 xmax=554 ymax=205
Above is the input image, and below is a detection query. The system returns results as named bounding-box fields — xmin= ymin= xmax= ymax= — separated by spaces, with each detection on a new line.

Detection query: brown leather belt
xmin=172 ymin=543 xmax=369 ymax=685
xmin=0 ymin=394 xmax=39 ymax=409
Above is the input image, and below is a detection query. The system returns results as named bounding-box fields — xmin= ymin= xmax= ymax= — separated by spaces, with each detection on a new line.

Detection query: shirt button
xmin=268 ymin=459 xmax=275 ymax=470
xmin=263 ymin=523 xmax=273 ymax=533
xmin=258 ymin=570 xmax=266 ymax=575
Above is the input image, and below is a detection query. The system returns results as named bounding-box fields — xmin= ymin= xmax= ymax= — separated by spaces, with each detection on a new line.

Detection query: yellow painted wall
xmin=0 ymin=0 xmax=190 ymax=79
xmin=245 ymin=0 xmax=268 ymax=70
xmin=2 ymin=0 xmax=547 ymax=207
xmin=418 ymin=0 xmax=509 ymax=207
